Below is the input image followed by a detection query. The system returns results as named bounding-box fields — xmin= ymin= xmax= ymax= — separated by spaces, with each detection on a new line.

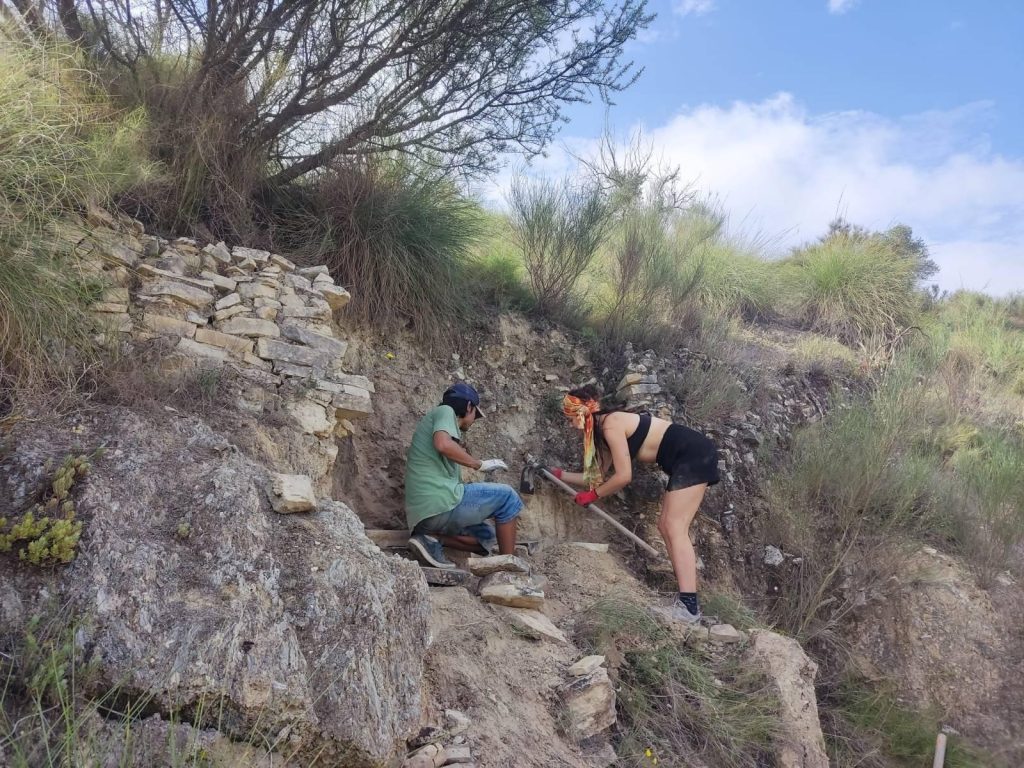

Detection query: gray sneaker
xmin=408 ymin=534 xmax=456 ymax=569
xmin=668 ymin=598 xmax=702 ymax=625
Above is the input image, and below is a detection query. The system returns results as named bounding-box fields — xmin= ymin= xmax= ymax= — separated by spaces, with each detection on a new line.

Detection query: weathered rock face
xmin=745 ymin=630 xmax=829 ymax=768
xmin=1 ymin=408 xmax=430 ymax=767
xmin=851 ymin=548 xmax=1024 ymax=761
xmin=558 ymin=665 xmax=617 ymax=741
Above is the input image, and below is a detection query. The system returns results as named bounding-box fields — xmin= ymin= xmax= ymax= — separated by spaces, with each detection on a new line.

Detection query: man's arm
xmin=433 ymin=431 xmax=483 ymax=470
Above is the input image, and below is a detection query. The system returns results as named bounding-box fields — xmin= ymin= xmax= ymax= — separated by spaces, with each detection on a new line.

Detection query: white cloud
xmin=484 ymin=94 xmax=1024 ymax=295
xmin=828 ymin=0 xmax=859 ymax=14
xmin=674 ymin=0 xmax=715 ymax=18
xmin=635 ymin=94 xmax=1024 ymax=293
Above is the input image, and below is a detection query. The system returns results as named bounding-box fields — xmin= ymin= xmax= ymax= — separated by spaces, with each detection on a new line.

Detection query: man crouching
xmin=404 ymin=382 xmax=522 ymax=569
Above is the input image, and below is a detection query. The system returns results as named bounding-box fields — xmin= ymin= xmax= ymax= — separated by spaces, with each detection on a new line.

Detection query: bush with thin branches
xmin=575 ymin=598 xmax=778 ymax=768
xmin=508 ymin=175 xmax=612 ymax=319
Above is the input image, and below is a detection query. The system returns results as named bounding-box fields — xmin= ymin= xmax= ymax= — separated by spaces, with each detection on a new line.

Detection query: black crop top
xmin=626 ymin=413 xmax=651 ymax=458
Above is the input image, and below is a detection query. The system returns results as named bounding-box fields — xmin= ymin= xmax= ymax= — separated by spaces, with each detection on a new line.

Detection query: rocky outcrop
xmin=558 ymin=662 xmax=616 ymax=741
xmin=745 ymin=630 xmax=829 ymax=768
xmin=1 ymin=408 xmax=430 ymax=766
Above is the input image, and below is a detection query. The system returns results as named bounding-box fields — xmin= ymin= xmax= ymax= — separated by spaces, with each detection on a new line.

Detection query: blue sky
xmin=496 ymin=0 xmax=1024 ymax=294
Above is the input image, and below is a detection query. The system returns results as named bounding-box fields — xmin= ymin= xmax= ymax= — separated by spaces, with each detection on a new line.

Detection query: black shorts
xmin=656 ymin=424 xmax=720 ymax=491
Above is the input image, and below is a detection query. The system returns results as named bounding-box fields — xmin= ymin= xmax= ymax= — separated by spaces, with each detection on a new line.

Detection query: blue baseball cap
xmin=444 ymin=381 xmax=486 ymax=418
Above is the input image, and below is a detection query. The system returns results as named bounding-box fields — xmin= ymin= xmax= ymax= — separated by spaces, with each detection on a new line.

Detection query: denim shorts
xmin=413 ymin=482 xmax=523 ymax=545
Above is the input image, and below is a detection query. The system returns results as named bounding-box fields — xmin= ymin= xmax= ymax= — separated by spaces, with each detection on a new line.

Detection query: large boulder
xmin=744 ymin=630 xmax=828 ymax=768
xmin=0 ymin=408 xmax=430 ymax=767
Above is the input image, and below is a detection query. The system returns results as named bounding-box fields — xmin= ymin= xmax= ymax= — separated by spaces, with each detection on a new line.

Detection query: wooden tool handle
xmin=538 ymin=467 xmax=662 ymax=558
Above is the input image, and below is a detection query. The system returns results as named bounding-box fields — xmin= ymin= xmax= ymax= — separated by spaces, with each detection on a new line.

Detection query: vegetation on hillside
xmin=2 ymin=7 xmax=1022 ymax=767
xmin=0 ymin=33 xmax=147 ymax=393
xmin=576 ymin=599 xmax=778 ymax=768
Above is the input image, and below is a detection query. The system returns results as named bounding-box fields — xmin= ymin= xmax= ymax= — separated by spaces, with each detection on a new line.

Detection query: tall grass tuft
xmin=672 ymin=210 xmax=779 ymax=318
xmin=780 ymin=232 xmax=919 ymax=342
xmin=272 ymin=160 xmax=483 ymax=343
xmin=947 ymin=430 xmax=1024 ymax=587
xmin=108 ymin=53 xmax=265 ymax=239
xmin=824 ymin=676 xmax=992 ymax=768
xmin=468 ymin=213 xmax=535 ymax=311
xmin=597 ymin=205 xmax=678 ymax=346
xmin=576 ymin=599 xmax=778 ymax=768
xmin=938 ymin=292 xmax=1024 ymax=392
xmin=0 ymin=33 xmax=148 ymax=392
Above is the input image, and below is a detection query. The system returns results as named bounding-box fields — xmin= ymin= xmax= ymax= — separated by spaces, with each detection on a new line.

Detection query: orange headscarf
xmin=562 ymin=395 xmax=603 ymax=490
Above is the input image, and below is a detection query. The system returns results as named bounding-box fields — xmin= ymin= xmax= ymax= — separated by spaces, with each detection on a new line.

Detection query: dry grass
xmin=575 ymin=598 xmax=778 ymax=768
xmin=0 ymin=32 xmax=147 ymax=395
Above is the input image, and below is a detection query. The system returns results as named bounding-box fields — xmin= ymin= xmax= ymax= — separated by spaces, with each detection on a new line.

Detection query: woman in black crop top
xmin=555 ymin=385 xmax=719 ymax=624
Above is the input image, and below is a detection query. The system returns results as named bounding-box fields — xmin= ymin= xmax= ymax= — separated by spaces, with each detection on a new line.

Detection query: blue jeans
xmin=413 ymin=483 xmax=523 ymax=547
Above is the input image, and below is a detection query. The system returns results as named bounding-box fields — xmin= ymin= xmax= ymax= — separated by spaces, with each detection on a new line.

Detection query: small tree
xmin=22 ymin=0 xmax=652 ymax=186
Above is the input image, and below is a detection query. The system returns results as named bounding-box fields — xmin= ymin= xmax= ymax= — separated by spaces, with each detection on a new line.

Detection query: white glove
xmin=478 ymin=459 xmax=508 ymax=473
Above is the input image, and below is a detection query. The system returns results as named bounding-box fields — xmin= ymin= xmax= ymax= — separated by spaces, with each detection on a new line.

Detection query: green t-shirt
xmin=405 ymin=405 xmax=465 ymax=530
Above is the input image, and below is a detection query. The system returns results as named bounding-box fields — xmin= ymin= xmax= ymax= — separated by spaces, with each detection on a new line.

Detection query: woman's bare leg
xmin=657 ymin=483 xmax=708 ymax=593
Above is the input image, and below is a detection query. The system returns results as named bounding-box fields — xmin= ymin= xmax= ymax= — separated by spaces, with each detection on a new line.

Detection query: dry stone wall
xmin=63 ymin=213 xmax=373 ymax=442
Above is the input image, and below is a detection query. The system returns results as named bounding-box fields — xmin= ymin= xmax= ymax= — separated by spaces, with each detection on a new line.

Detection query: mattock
xmin=520 ymin=454 xmax=663 ymax=559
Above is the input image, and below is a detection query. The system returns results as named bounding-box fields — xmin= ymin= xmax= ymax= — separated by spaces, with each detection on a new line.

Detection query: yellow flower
xmin=384 ymin=352 xmax=395 ymax=360
xmin=645 ymin=749 xmax=652 ymax=758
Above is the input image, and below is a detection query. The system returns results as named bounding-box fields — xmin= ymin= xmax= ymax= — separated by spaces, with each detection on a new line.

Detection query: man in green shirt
xmin=405 ymin=382 xmax=523 ymax=569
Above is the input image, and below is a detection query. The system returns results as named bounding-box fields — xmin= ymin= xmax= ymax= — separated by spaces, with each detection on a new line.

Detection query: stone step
xmin=466 ymin=554 xmax=531 ymax=576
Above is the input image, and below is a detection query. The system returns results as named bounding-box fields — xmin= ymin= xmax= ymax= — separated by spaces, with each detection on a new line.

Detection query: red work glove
xmin=549 ymin=467 xmax=563 ymax=479
xmin=574 ymin=489 xmax=599 ymax=506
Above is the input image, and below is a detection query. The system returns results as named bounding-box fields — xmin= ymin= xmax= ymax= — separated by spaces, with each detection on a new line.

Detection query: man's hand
xmin=574 ymin=489 xmax=599 ymax=506
xmin=478 ymin=459 xmax=508 ymax=473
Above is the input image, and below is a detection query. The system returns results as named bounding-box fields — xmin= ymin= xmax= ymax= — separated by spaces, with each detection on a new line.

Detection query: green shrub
xmin=671 ymin=212 xmax=778 ymax=318
xmin=824 ymin=676 xmax=992 ymax=768
xmin=0 ymin=33 xmax=147 ymax=391
xmin=273 ymin=160 xmax=483 ymax=343
xmin=508 ymin=174 xmax=612 ymax=320
xmin=762 ymin=350 xmax=945 ymax=641
xmin=663 ymin=351 xmax=751 ymax=425
xmin=469 ymin=213 xmax=534 ymax=311
xmin=779 ymin=233 xmax=919 ymax=342
xmin=937 ymin=292 xmax=1024 ymax=390
xmin=596 ymin=205 xmax=678 ymax=346
xmin=576 ymin=599 xmax=778 ymax=768
xmin=108 ymin=52 xmax=265 ymax=238
xmin=948 ymin=430 xmax=1024 ymax=587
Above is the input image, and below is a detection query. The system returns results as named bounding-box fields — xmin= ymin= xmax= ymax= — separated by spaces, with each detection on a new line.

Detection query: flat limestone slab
xmin=267 ymin=473 xmax=316 ymax=513
xmin=495 ymin=606 xmax=567 ymax=644
xmin=466 ymin=554 xmax=531 ymax=576
xmin=478 ymin=572 xmax=544 ymax=609
xmin=568 ymin=655 xmax=605 ymax=677
xmin=709 ymin=623 xmax=745 ymax=644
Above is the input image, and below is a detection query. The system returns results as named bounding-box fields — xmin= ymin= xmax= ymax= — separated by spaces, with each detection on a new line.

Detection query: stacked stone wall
xmin=59 ymin=209 xmax=372 ymax=441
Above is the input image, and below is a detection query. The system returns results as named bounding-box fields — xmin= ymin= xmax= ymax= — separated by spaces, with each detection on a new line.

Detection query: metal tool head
xmin=519 ymin=464 xmax=537 ymax=495
xmin=519 ymin=453 xmax=543 ymax=495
